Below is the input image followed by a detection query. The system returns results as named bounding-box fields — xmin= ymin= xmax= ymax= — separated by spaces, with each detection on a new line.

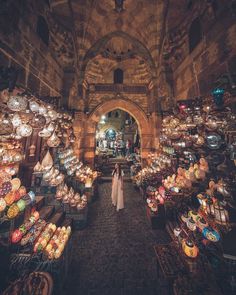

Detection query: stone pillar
xmin=148 ymin=79 xmax=162 ymax=152
xmin=151 ymin=112 xmax=162 ymax=151
xmin=141 ymin=133 xmax=153 ymax=166
xmin=73 ymin=111 xmax=86 ymax=160
xmin=83 ymin=120 xmax=97 ymax=167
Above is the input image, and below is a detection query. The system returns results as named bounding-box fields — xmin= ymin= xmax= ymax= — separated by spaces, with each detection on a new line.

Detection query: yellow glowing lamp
xmin=182 ymin=239 xmax=199 ymax=258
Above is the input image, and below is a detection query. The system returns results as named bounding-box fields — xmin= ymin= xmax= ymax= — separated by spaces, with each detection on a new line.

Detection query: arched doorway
xmin=95 ymin=109 xmax=140 ymax=159
xmin=82 ymin=98 xmax=153 ymax=166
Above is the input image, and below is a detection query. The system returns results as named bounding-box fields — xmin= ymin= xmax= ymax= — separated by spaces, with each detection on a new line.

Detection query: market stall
xmin=131 ymin=93 xmax=236 ymax=294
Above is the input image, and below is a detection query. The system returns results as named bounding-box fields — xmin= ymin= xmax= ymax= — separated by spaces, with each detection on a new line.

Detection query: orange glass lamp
xmin=182 ymin=239 xmax=199 ymax=258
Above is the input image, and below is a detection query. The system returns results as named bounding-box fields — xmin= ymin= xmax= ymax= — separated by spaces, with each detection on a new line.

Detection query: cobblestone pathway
xmin=64 ymin=181 xmax=170 ymax=295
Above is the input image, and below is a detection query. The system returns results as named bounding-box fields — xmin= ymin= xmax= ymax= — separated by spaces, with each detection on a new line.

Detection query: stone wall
xmin=161 ymin=1 xmax=236 ymax=101
xmin=0 ymin=0 xmax=64 ymax=96
xmin=88 ymin=92 xmax=148 ymax=113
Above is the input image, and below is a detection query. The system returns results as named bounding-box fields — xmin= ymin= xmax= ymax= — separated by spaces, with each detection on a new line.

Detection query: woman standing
xmin=111 ymin=163 xmax=124 ymax=211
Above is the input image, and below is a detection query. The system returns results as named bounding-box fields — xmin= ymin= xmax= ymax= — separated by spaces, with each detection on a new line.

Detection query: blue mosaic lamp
xmin=211 ymin=88 xmax=225 ymax=107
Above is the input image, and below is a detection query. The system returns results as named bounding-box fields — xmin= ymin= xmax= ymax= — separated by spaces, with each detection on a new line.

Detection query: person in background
xmin=111 ymin=163 xmax=124 ymax=211
xmin=126 ymin=139 xmax=131 ymax=156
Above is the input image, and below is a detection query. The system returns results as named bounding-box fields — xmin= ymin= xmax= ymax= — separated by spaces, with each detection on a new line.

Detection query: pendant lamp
xmin=41 ymin=150 xmax=53 ymax=171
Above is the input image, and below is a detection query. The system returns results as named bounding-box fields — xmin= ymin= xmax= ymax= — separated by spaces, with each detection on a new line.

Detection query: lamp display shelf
xmin=9 ymin=209 xmax=72 ymax=261
xmin=133 ymin=151 xmax=175 ymax=189
xmin=1 ymin=271 xmax=54 ymax=295
xmin=9 ymin=236 xmax=72 ymax=292
xmin=0 ymin=87 xmax=75 ymax=147
xmin=57 ymin=148 xmax=99 ymax=185
xmin=0 ymin=170 xmax=36 ymax=222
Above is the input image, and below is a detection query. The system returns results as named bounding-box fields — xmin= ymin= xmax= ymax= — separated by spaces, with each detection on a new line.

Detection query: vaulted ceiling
xmin=50 ymin=0 xmax=168 ymax=81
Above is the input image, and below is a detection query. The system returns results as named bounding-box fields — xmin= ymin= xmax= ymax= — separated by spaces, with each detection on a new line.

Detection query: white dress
xmin=111 ymin=170 xmax=124 ymax=211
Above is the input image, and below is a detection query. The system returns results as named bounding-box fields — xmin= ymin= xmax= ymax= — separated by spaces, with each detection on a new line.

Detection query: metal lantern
xmin=206 ymin=198 xmax=215 ymax=215
xmin=212 ymin=88 xmax=224 ymax=107
xmin=29 ymin=101 xmax=40 ymax=113
xmin=7 ymin=95 xmax=27 ymax=112
xmin=213 ymin=202 xmax=229 ymax=224
xmin=16 ymin=124 xmax=33 ymax=137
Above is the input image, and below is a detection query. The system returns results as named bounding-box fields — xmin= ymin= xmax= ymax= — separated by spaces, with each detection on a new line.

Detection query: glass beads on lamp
xmin=16 ymin=124 xmax=33 ymax=137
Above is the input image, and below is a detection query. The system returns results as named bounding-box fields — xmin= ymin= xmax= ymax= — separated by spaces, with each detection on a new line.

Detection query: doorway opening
xmin=95 ymin=109 xmax=140 ymax=159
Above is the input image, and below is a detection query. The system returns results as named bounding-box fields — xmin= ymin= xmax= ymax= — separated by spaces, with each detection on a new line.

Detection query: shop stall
xmin=131 ymin=92 xmax=236 ymax=294
xmin=0 ymin=87 xmax=90 ymax=293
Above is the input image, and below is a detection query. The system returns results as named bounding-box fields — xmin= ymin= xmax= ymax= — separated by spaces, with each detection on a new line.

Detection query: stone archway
xmin=81 ymin=98 xmax=154 ymax=166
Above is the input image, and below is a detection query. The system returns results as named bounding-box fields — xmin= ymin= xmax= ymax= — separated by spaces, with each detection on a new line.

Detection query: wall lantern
xmin=211 ymin=88 xmax=225 ymax=107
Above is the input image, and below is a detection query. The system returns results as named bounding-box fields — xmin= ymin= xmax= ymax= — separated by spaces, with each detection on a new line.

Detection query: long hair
xmin=112 ymin=163 xmax=122 ymax=178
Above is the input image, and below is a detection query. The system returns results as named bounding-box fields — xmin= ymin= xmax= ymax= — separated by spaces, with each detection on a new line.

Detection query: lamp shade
xmin=211 ymin=88 xmax=224 ymax=107
xmin=41 ymin=151 xmax=53 ymax=171
xmin=182 ymin=239 xmax=199 ymax=258
xmin=202 ymin=227 xmax=220 ymax=242
xmin=214 ymin=202 xmax=228 ymax=224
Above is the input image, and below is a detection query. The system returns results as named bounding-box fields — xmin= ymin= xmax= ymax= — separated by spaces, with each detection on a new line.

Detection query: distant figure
xmin=111 ymin=163 xmax=124 ymax=211
xmin=126 ymin=139 xmax=131 ymax=156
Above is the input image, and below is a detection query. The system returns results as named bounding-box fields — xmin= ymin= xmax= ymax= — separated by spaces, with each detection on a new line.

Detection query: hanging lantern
xmin=30 ymin=114 xmax=46 ymax=129
xmin=33 ymin=161 xmax=42 ymax=172
xmin=206 ymin=198 xmax=215 ymax=215
xmin=41 ymin=150 xmax=53 ymax=171
xmin=47 ymin=132 xmax=61 ymax=147
xmin=206 ymin=133 xmax=222 ymax=150
xmin=16 ymin=124 xmax=33 ymax=137
xmin=7 ymin=95 xmax=27 ymax=112
xmin=11 ymin=113 xmax=22 ymax=127
xmin=29 ymin=101 xmax=40 ymax=113
xmin=212 ymin=88 xmax=224 ymax=107
xmin=0 ymin=114 xmax=13 ymax=135
xmin=47 ymin=109 xmax=58 ymax=120
xmin=38 ymin=105 xmax=47 ymax=114
xmin=213 ymin=202 xmax=229 ymax=224
xmin=46 ymin=122 xmax=56 ymax=132
xmin=38 ymin=128 xmax=51 ymax=138
xmin=182 ymin=239 xmax=199 ymax=258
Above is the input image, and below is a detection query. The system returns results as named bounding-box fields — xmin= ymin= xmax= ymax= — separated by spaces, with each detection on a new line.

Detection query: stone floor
xmin=63 ymin=181 xmax=170 ymax=295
